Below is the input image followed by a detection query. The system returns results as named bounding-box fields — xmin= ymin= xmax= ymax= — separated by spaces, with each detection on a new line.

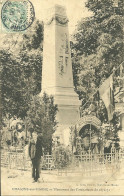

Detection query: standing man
xmin=29 ymin=129 xmax=43 ymax=183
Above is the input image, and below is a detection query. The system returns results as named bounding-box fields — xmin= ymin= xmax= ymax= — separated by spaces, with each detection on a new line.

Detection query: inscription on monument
xmin=58 ymin=56 xmax=64 ymax=75
xmin=65 ymin=57 xmax=68 ymax=67
xmin=58 ymin=33 xmax=69 ymax=75
xmin=65 ymin=33 xmax=69 ymax=54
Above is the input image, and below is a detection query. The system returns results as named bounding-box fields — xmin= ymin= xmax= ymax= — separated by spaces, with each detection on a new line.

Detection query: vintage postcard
xmin=0 ymin=0 xmax=124 ymax=195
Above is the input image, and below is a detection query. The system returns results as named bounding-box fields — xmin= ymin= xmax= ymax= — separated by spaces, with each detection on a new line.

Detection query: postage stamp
xmin=1 ymin=0 xmax=35 ymax=31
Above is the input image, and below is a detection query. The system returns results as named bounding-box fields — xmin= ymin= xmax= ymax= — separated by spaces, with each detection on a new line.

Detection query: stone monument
xmin=41 ymin=5 xmax=80 ymax=142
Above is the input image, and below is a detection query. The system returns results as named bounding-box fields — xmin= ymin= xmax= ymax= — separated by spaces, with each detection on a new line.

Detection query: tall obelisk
xmin=41 ymin=5 xmax=80 ymax=142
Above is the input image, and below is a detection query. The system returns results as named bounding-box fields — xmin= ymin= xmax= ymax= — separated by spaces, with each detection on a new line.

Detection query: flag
xmin=99 ymin=75 xmax=114 ymax=121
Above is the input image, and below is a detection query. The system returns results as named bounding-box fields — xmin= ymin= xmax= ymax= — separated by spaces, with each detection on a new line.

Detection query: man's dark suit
xmin=29 ymin=135 xmax=43 ymax=182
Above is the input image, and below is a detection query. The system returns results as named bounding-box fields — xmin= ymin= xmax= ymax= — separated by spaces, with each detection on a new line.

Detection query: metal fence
xmin=1 ymin=148 xmax=124 ymax=176
xmin=1 ymin=149 xmax=31 ymax=170
xmin=63 ymin=151 xmax=124 ymax=177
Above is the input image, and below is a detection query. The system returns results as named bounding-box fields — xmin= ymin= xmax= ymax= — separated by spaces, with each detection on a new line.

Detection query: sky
xmin=30 ymin=0 xmax=92 ymax=34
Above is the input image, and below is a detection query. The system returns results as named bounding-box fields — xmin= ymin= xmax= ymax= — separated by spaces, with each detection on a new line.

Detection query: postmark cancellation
xmin=1 ymin=0 xmax=35 ymax=32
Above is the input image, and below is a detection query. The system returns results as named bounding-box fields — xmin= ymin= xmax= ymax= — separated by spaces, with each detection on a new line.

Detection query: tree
xmin=1 ymin=20 xmax=44 ymax=119
xmin=71 ymin=0 xmax=123 ymax=149
xmin=26 ymin=93 xmax=58 ymax=154
xmin=72 ymin=0 xmax=123 ymax=102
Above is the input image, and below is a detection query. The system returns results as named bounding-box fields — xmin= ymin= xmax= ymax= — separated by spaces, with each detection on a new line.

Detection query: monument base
xmin=40 ymin=87 xmax=81 ymax=145
xmin=53 ymin=124 xmax=72 ymax=146
xmin=53 ymin=90 xmax=80 ymax=145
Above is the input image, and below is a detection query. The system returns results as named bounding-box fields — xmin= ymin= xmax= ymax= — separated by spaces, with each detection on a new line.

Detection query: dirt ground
xmin=1 ymin=165 xmax=124 ymax=196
